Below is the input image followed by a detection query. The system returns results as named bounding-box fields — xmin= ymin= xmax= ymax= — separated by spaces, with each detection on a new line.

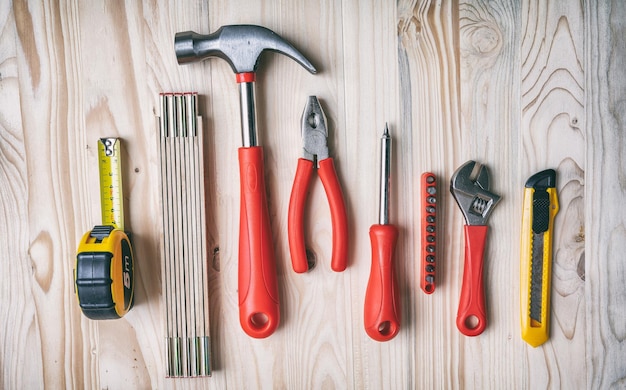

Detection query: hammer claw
xmin=175 ymin=25 xmax=316 ymax=75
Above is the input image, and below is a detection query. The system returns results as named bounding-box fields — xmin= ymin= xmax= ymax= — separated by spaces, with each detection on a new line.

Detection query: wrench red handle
xmin=238 ymin=146 xmax=279 ymax=338
xmin=364 ymin=224 xmax=400 ymax=341
xmin=457 ymin=224 xmax=488 ymax=336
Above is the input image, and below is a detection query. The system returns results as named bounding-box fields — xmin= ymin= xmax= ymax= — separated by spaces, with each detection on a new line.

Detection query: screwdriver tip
xmin=383 ymin=123 xmax=390 ymax=138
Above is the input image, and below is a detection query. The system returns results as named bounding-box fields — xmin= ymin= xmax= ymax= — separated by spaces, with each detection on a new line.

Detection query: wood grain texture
xmin=1 ymin=0 xmax=625 ymax=389
xmin=586 ymin=1 xmax=626 ymax=388
xmin=521 ymin=1 xmax=586 ymax=388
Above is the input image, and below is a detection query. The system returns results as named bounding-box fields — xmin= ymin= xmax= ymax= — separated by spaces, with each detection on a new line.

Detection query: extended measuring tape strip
xmin=99 ymin=138 xmax=125 ymax=230
xmin=75 ymin=138 xmax=134 ymax=320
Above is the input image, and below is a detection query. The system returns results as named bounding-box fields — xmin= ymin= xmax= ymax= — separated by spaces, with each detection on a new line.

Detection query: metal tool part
xmin=520 ymin=169 xmax=559 ymax=347
xmin=364 ymin=124 xmax=400 ymax=342
xmin=175 ymin=24 xmax=316 ymax=338
xmin=175 ymin=25 xmax=316 ymax=74
xmin=450 ymin=160 xmax=501 ymax=336
xmin=450 ymin=161 xmax=500 ymax=226
xmin=288 ymin=96 xmax=348 ymax=273
xmin=421 ymin=172 xmax=437 ymax=294
xmin=175 ymin=25 xmax=316 ymax=147
xmin=301 ymin=96 xmax=329 ymax=164
xmin=378 ymin=125 xmax=392 ymax=226
xmin=158 ymin=93 xmax=211 ymax=377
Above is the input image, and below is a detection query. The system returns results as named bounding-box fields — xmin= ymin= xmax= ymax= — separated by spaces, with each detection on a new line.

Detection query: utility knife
xmin=520 ymin=169 xmax=559 ymax=347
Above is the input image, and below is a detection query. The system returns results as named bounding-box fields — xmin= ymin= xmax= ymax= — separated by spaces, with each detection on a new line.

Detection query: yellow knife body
xmin=520 ymin=170 xmax=558 ymax=347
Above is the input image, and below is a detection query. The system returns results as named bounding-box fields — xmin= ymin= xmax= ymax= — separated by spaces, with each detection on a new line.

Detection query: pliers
xmin=288 ymin=96 xmax=348 ymax=273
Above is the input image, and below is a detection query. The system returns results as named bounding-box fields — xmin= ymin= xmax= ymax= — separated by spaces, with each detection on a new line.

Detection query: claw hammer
xmin=175 ymin=25 xmax=316 ymax=338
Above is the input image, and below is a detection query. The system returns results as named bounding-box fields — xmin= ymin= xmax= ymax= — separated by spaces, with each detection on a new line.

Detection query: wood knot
xmin=28 ymin=230 xmax=54 ymax=292
xmin=305 ymin=248 xmax=316 ymax=271
xmin=462 ymin=21 xmax=502 ymax=59
xmin=460 ymin=13 xmax=503 ymax=71
xmin=212 ymin=247 xmax=220 ymax=272
xmin=577 ymin=252 xmax=585 ymax=281
xmin=398 ymin=15 xmax=421 ymax=44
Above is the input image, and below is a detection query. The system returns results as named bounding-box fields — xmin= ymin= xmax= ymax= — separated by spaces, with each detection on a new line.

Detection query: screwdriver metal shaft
xmin=364 ymin=124 xmax=400 ymax=342
xmin=378 ymin=124 xmax=391 ymax=225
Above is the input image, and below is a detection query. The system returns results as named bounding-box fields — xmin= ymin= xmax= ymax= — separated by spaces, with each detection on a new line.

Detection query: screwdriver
xmin=364 ymin=124 xmax=400 ymax=341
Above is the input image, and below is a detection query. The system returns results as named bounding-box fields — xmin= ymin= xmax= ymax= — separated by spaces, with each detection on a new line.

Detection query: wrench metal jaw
xmin=450 ymin=160 xmax=501 ymax=225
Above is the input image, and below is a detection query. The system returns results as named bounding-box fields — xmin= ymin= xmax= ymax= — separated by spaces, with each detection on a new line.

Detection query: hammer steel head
xmin=450 ymin=160 xmax=501 ymax=225
xmin=175 ymin=25 xmax=317 ymax=75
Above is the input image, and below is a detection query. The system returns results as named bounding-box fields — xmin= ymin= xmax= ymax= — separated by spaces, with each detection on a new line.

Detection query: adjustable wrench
xmin=450 ymin=160 xmax=501 ymax=336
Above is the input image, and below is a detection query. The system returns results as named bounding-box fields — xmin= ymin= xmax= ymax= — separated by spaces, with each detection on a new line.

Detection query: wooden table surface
xmin=1 ymin=1 xmax=625 ymax=389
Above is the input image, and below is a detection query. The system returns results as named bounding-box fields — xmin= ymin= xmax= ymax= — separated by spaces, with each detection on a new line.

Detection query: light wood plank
xmin=0 ymin=2 xmax=47 ymax=390
xmin=521 ymin=1 xmax=587 ymax=388
xmin=585 ymin=0 xmax=626 ymax=388
xmin=342 ymin=1 xmax=410 ymax=389
xmin=397 ymin=1 xmax=464 ymax=388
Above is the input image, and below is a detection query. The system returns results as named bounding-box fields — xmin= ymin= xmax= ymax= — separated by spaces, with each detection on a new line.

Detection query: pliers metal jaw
xmin=301 ymin=96 xmax=329 ymax=164
xmin=288 ymin=96 xmax=348 ymax=273
xmin=449 ymin=160 xmax=501 ymax=336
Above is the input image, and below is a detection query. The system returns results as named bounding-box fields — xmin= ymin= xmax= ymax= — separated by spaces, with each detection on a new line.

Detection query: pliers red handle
xmin=288 ymin=96 xmax=348 ymax=273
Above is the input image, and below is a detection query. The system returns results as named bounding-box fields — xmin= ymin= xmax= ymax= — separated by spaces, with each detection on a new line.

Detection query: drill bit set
xmin=157 ymin=92 xmax=211 ymax=377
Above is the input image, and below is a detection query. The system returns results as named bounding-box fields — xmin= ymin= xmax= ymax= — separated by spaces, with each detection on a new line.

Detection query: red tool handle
xmin=288 ymin=158 xmax=348 ymax=273
xmin=318 ymin=158 xmax=349 ymax=271
xmin=457 ymin=224 xmax=488 ymax=336
xmin=288 ymin=159 xmax=314 ymax=273
xmin=238 ymin=147 xmax=279 ymax=338
xmin=364 ymin=224 xmax=400 ymax=341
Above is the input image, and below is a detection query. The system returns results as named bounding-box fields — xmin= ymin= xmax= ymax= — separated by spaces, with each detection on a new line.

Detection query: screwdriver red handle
xmin=364 ymin=224 xmax=400 ymax=341
xmin=457 ymin=224 xmax=488 ymax=336
xmin=238 ymin=146 xmax=279 ymax=338
xmin=288 ymin=158 xmax=348 ymax=273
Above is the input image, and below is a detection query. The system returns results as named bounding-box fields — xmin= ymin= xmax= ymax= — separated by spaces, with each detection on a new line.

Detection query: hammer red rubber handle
xmin=288 ymin=158 xmax=348 ymax=273
xmin=364 ymin=224 xmax=400 ymax=341
xmin=457 ymin=224 xmax=488 ymax=336
xmin=238 ymin=146 xmax=279 ymax=338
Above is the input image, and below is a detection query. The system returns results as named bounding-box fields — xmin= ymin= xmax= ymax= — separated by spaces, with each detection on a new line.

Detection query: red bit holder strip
xmin=420 ymin=173 xmax=437 ymax=294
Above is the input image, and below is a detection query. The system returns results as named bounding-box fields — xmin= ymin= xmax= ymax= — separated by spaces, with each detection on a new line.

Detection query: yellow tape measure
xmin=75 ymin=138 xmax=134 ymax=320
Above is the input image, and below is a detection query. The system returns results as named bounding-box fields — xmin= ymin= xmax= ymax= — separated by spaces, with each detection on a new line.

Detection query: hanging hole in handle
xmin=378 ymin=321 xmax=395 ymax=336
xmin=250 ymin=312 xmax=269 ymax=329
xmin=464 ymin=315 xmax=480 ymax=330
xmin=425 ymin=284 xmax=433 ymax=293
